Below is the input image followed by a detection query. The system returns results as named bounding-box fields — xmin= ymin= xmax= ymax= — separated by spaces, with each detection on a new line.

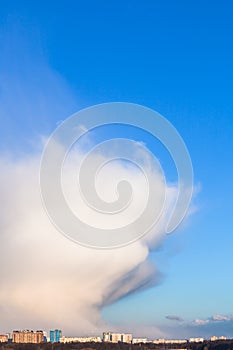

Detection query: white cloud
xmin=0 ymin=23 xmax=191 ymax=337
xmin=211 ymin=315 xmax=231 ymax=322
xmin=0 ymin=144 xmax=179 ymax=335
xmin=193 ymin=319 xmax=210 ymax=326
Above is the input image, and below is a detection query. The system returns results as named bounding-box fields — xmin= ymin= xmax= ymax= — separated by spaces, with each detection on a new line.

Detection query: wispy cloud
xmin=193 ymin=314 xmax=233 ymax=326
xmin=156 ymin=314 xmax=233 ymax=340
xmin=166 ymin=315 xmax=184 ymax=322
xmin=211 ymin=315 xmax=231 ymax=322
xmin=193 ymin=319 xmax=210 ymax=326
xmin=0 ymin=18 xmax=77 ymax=154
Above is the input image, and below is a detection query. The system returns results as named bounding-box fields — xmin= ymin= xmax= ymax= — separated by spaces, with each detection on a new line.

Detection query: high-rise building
xmin=12 ymin=330 xmax=44 ymax=343
xmin=103 ymin=332 xmax=132 ymax=343
xmin=50 ymin=329 xmax=62 ymax=343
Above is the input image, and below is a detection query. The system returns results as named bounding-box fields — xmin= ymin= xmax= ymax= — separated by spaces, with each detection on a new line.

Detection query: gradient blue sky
xmin=0 ymin=0 xmax=233 ymax=339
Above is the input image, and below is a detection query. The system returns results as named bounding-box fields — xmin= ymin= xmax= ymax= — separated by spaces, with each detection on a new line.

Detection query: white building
xmin=103 ymin=332 xmax=132 ymax=343
xmin=210 ymin=336 xmax=227 ymax=341
xmin=165 ymin=340 xmax=187 ymax=344
xmin=219 ymin=336 xmax=227 ymax=340
xmin=153 ymin=339 xmax=187 ymax=344
xmin=153 ymin=338 xmax=165 ymax=344
xmin=210 ymin=336 xmax=218 ymax=341
xmin=133 ymin=338 xmax=148 ymax=344
xmin=189 ymin=338 xmax=204 ymax=343
xmin=60 ymin=336 xmax=101 ymax=343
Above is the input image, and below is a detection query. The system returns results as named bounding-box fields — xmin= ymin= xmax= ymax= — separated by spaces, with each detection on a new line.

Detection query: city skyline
xmin=0 ymin=0 xmax=232 ymax=340
xmin=0 ymin=328 xmax=230 ymax=343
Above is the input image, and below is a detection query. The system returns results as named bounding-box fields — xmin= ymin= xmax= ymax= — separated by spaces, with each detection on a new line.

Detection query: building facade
xmin=103 ymin=332 xmax=132 ymax=343
xmin=12 ymin=330 xmax=44 ymax=343
xmin=50 ymin=329 xmax=62 ymax=343
xmin=189 ymin=338 xmax=204 ymax=343
xmin=60 ymin=336 xmax=101 ymax=343
xmin=0 ymin=334 xmax=9 ymax=343
xmin=211 ymin=336 xmax=227 ymax=341
xmin=132 ymin=338 xmax=148 ymax=344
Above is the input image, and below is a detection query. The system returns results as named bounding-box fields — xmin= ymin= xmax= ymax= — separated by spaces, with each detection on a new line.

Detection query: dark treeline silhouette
xmin=1 ymin=340 xmax=233 ymax=350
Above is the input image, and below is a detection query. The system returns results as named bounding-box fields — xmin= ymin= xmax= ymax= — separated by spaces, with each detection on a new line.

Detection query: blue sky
xmin=0 ymin=0 xmax=233 ymax=339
